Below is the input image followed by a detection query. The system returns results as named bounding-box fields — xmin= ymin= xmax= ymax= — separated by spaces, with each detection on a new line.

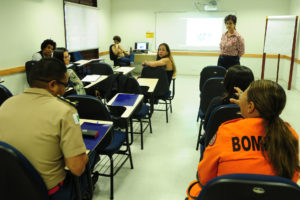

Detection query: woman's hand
xmin=229 ymin=87 xmax=243 ymax=105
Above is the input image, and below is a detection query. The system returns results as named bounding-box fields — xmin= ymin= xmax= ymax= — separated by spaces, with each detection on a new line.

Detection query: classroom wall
xmin=111 ymin=0 xmax=300 ymax=89
xmin=0 ymin=0 xmax=112 ymax=95
xmin=287 ymin=0 xmax=300 ymax=89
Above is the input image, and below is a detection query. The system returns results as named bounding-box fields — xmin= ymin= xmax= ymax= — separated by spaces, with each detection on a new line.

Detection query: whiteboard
xmin=64 ymin=2 xmax=99 ymax=52
xmin=264 ymin=16 xmax=297 ymax=56
xmin=155 ymin=12 xmax=232 ymax=51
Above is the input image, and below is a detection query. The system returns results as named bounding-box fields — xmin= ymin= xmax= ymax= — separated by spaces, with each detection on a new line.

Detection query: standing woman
xmin=53 ymin=48 xmax=86 ymax=95
xmin=143 ymin=43 xmax=177 ymax=86
xmin=218 ymin=15 xmax=245 ymax=69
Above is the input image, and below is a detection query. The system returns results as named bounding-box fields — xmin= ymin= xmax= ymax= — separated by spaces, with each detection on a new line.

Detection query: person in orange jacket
xmin=186 ymin=80 xmax=299 ymax=199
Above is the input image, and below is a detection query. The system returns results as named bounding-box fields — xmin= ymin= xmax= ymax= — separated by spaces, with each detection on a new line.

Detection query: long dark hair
xmin=53 ymin=47 xmax=68 ymax=64
xmin=156 ymin=43 xmax=171 ymax=60
xmin=222 ymin=65 xmax=254 ymax=103
xmin=247 ymin=80 xmax=299 ymax=179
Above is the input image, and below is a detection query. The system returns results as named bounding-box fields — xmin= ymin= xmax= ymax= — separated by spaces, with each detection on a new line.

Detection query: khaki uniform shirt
xmin=0 ymin=88 xmax=86 ymax=189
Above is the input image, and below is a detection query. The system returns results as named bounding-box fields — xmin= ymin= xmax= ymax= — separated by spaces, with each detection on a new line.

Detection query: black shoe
xmin=92 ymin=172 xmax=99 ymax=185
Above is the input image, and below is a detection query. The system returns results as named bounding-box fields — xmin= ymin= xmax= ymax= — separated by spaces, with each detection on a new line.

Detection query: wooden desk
xmin=137 ymin=78 xmax=158 ymax=93
xmin=84 ymin=75 xmax=108 ymax=89
xmin=134 ymin=53 xmax=156 ymax=64
xmin=74 ymin=58 xmax=105 ymax=66
xmin=114 ymin=67 xmax=135 ymax=75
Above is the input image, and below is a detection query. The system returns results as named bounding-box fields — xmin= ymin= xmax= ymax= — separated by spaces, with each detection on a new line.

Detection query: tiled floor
xmin=92 ymin=75 xmax=300 ymax=199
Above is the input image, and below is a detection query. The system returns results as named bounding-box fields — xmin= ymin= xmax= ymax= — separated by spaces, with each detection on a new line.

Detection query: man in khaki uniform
xmin=0 ymin=58 xmax=88 ymax=199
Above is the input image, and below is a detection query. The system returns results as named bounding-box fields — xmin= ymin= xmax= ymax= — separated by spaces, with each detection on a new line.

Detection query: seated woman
xmin=187 ymin=80 xmax=299 ymax=199
xmin=53 ymin=48 xmax=86 ymax=95
xmin=143 ymin=43 xmax=177 ymax=86
xmin=203 ymin=65 xmax=254 ymax=130
xmin=111 ymin=35 xmax=134 ymax=66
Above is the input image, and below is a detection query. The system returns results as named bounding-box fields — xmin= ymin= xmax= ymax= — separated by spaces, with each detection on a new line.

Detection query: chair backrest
xmin=109 ymin=44 xmax=118 ymax=66
xmin=90 ymin=62 xmax=114 ymax=75
xmin=0 ymin=141 xmax=49 ymax=200
xmin=204 ymin=104 xmax=241 ymax=146
xmin=197 ymin=173 xmax=300 ymax=200
xmin=65 ymin=95 xmax=114 ymax=151
xmin=0 ymin=84 xmax=13 ymax=106
xmin=25 ymin=60 xmax=38 ymax=84
xmin=141 ymin=66 xmax=169 ymax=97
xmin=200 ymin=66 xmax=226 ymax=92
xmin=200 ymin=77 xmax=225 ymax=114
xmin=72 ymin=52 xmax=83 ymax=62
xmin=100 ymin=73 xmax=143 ymax=102
xmin=66 ymin=95 xmax=112 ymax=121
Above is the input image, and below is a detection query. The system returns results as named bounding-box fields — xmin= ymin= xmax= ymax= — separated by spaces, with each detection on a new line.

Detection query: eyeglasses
xmin=37 ymin=79 xmax=69 ymax=88
xmin=64 ymin=55 xmax=71 ymax=59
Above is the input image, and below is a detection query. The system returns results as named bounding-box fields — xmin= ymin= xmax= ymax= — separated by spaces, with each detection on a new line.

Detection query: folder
xmin=111 ymin=94 xmax=138 ymax=106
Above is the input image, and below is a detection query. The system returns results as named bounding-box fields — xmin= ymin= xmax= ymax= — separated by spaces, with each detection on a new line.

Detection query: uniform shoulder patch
xmin=209 ymin=133 xmax=217 ymax=146
xmin=57 ymin=95 xmax=77 ymax=107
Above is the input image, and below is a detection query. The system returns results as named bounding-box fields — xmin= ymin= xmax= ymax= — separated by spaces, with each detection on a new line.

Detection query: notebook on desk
xmin=81 ymin=74 xmax=101 ymax=82
xmin=111 ymin=94 xmax=138 ymax=106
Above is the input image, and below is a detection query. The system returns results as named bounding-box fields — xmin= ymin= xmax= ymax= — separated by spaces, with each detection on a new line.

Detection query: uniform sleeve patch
xmin=73 ymin=113 xmax=80 ymax=124
xmin=209 ymin=133 xmax=217 ymax=146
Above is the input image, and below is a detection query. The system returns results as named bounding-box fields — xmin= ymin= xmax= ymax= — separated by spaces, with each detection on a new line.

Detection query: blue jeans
xmin=118 ymin=54 xmax=134 ymax=66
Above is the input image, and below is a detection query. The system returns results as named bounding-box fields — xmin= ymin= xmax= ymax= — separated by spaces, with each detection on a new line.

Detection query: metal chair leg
xmin=165 ymin=100 xmax=168 ymax=123
xmin=109 ymin=155 xmax=114 ymax=200
xmin=196 ymin=120 xmax=203 ymax=150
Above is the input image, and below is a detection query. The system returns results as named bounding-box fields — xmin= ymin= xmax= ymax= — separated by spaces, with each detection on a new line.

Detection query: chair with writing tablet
xmin=197 ymin=65 xmax=226 ymax=122
xmin=90 ymin=62 xmax=114 ymax=76
xmin=196 ymin=77 xmax=225 ymax=150
xmin=196 ymin=174 xmax=300 ymax=200
xmin=66 ymin=94 xmax=133 ymax=200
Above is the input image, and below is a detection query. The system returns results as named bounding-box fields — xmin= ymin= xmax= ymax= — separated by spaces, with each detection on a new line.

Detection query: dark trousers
xmin=217 ymin=55 xmax=240 ymax=70
xmin=50 ymin=151 xmax=97 ymax=200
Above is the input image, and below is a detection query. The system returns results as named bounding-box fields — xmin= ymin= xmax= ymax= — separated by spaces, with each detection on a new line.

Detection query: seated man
xmin=111 ymin=35 xmax=134 ymax=66
xmin=32 ymin=39 xmax=56 ymax=61
xmin=0 ymin=58 xmax=90 ymax=199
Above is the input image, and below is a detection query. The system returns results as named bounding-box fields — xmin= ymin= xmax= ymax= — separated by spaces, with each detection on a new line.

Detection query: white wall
xmin=111 ymin=0 xmax=299 ymax=87
xmin=0 ymin=0 xmax=112 ymax=95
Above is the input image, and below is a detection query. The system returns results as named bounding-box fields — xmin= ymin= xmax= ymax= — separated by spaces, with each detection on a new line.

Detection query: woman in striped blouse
xmin=218 ymin=15 xmax=245 ymax=70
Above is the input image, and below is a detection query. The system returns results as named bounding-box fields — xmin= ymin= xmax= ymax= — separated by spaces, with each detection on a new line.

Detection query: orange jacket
xmin=187 ymin=118 xmax=299 ymax=199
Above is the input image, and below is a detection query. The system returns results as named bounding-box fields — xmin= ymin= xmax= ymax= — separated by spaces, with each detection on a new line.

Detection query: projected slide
xmin=186 ymin=18 xmax=223 ymax=47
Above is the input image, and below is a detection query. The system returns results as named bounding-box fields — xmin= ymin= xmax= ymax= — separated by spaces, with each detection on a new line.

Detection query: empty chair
xmin=199 ymin=65 xmax=226 ymax=93
xmin=0 ymin=84 xmax=13 ymax=106
xmin=90 ymin=62 xmax=114 ymax=75
xmin=141 ymin=66 xmax=172 ymax=122
xmin=196 ymin=77 xmax=225 ymax=150
xmin=197 ymin=174 xmax=300 ymax=200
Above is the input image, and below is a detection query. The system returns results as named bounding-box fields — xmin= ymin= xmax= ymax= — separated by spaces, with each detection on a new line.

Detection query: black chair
xmin=141 ymin=66 xmax=171 ymax=123
xmin=197 ymin=173 xmax=300 ymax=200
xmin=90 ymin=62 xmax=114 ymax=75
xmin=199 ymin=104 xmax=241 ymax=160
xmin=199 ymin=65 xmax=226 ymax=93
xmin=0 ymin=84 xmax=13 ymax=106
xmin=196 ymin=77 xmax=225 ymax=150
xmin=0 ymin=141 xmax=49 ymax=200
xmin=65 ymin=95 xmax=133 ymax=200
xmin=25 ymin=60 xmax=38 ymax=84
xmin=100 ymin=73 xmax=152 ymax=149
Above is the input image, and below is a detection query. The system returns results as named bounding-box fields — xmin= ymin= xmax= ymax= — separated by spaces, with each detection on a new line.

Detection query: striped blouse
xmin=220 ymin=30 xmax=245 ymax=57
